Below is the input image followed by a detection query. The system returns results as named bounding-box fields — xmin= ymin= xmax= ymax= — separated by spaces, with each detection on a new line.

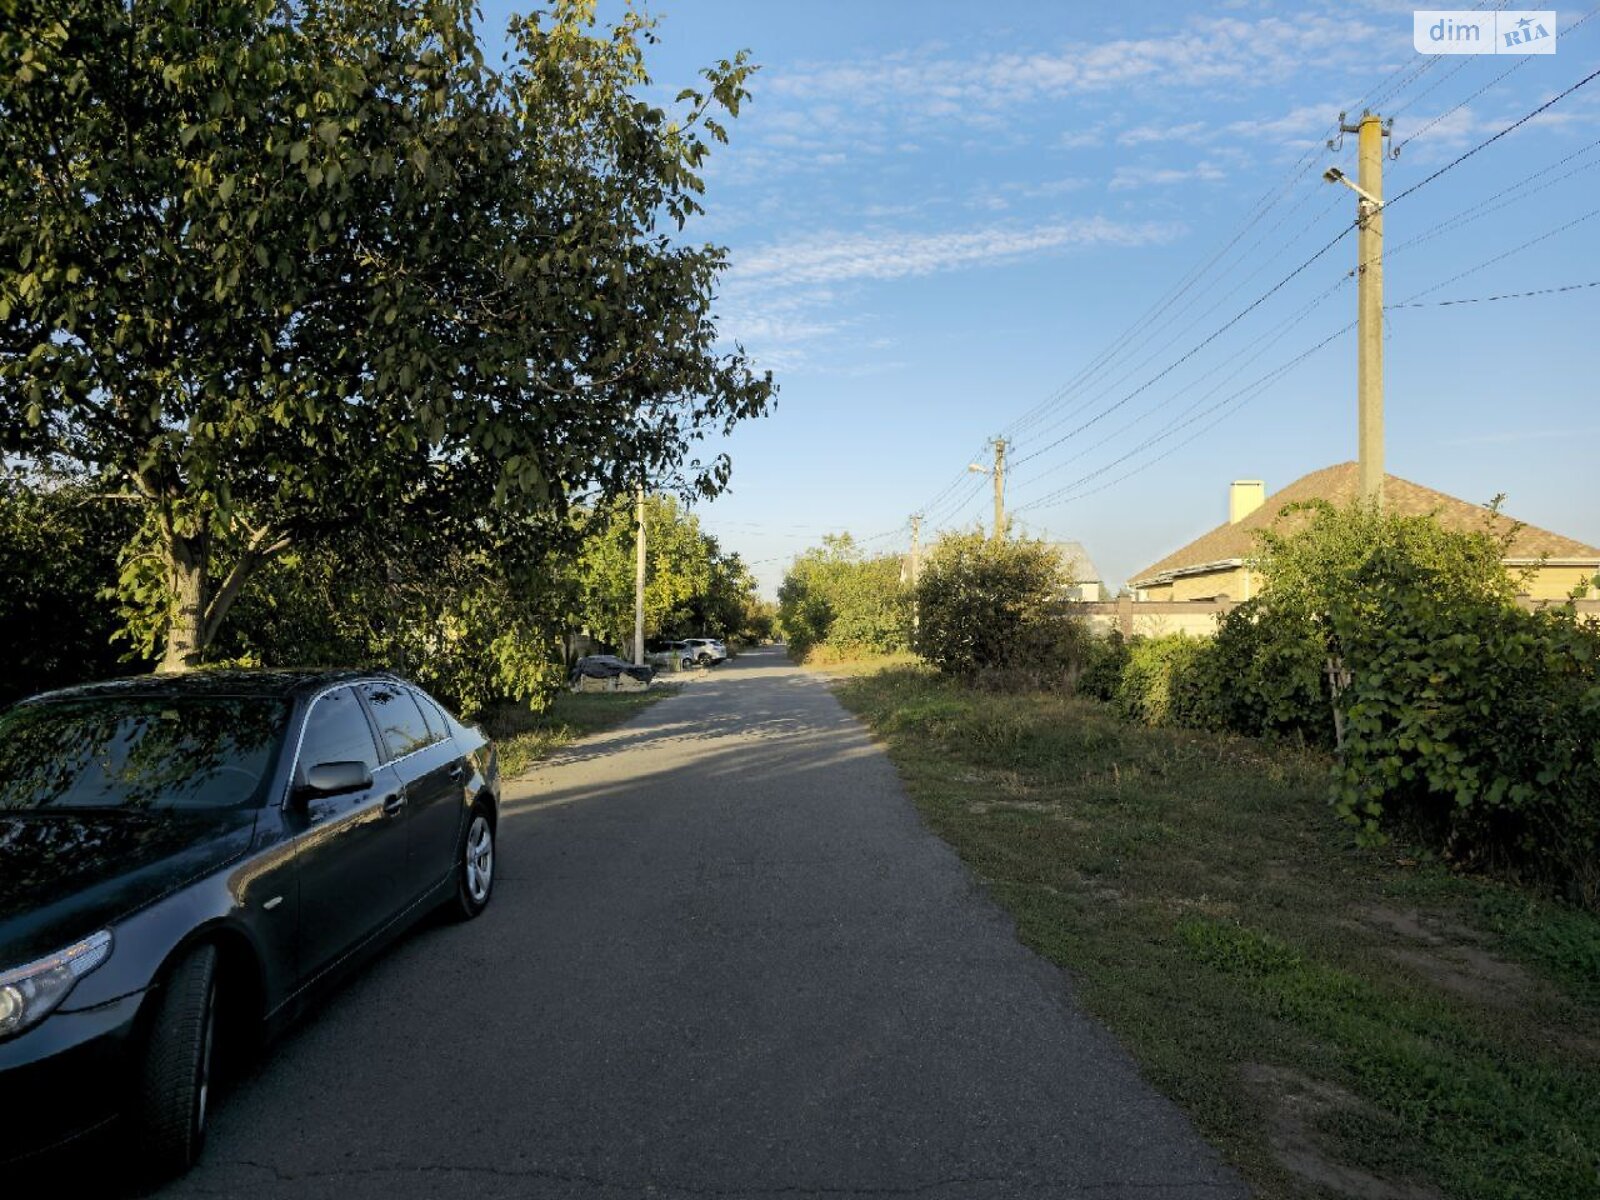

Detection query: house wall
xmin=1520 ymin=564 xmax=1600 ymax=601
xmin=1170 ymin=567 xmax=1251 ymax=601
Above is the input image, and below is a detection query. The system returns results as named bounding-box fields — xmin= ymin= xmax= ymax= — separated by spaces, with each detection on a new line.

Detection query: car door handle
xmin=380 ymin=790 xmax=406 ymax=817
xmin=448 ymin=764 xmax=467 ymax=783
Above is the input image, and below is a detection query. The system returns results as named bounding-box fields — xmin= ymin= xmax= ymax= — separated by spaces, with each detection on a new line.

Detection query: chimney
xmin=1229 ymin=480 xmax=1265 ymax=524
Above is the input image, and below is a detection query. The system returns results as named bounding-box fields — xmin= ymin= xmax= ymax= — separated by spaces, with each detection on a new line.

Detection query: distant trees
xmin=0 ymin=0 xmax=772 ymax=670
xmin=575 ymin=495 xmax=757 ymax=656
xmin=777 ymin=534 xmax=911 ymax=660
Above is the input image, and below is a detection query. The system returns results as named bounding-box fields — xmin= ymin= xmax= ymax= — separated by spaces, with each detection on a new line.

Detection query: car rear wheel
xmin=450 ymin=803 xmax=496 ymax=920
xmin=133 ymin=944 xmax=218 ymax=1178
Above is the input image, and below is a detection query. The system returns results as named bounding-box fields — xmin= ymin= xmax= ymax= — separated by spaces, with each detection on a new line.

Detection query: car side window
xmin=298 ymin=687 xmax=379 ymax=778
xmin=360 ymin=682 xmax=437 ymax=759
xmin=411 ymin=689 xmax=454 ymax=740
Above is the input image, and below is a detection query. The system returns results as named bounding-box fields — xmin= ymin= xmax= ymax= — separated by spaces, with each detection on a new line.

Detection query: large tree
xmin=0 ymin=0 xmax=772 ymax=670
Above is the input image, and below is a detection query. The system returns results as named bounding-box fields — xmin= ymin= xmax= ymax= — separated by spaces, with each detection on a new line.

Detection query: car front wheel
xmin=133 ymin=943 xmax=218 ymax=1178
xmin=451 ymin=803 xmax=496 ymax=920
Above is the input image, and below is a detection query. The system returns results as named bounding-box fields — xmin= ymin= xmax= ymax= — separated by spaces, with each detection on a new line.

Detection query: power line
xmin=1007 ymin=269 xmax=1355 ymax=499
xmin=1013 ymin=196 xmax=1600 ymax=518
xmin=1014 ymin=322 xmax=1357 ymax=515
xmin=1007 ymin=188 xmax=1345 ymax=454
xmin=1007 ymin=71 xmax=1600 ymax=498
xmin=1388 ymin=64 xmax=1600 ymax=208
xmin=1007 ymin=220 xmax=1357 ymax=471
xmin=1394 ymin=3 xmax=1598 ymax=149
xmin=990 ymin=12 xmax=1508 ymax=454
xmin=1394 ymin=203 xmax=1600 ymax=304
xmin=1390 ymin=279 xmax=1600 ymax=308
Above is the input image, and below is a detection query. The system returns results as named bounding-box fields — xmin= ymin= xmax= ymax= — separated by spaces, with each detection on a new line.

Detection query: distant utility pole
xmin=966 ymin=438 xmax=1008 ymax=541
xmin=1330 ymin=111 xmax=1391 ymax=505
xmin=909 ymin=512 xmax=922 ymax=633
xmin=633 ymin=484 xmax=647 ymax=665
xmin=909 ymin=513 xmax=922 ymax=585
xmin=991 ymin=438 xmax=1007 ymax=541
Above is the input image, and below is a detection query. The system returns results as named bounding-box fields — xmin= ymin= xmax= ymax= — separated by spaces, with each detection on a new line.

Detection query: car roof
xmin=15 ymin=668 xmax=399 ymax=708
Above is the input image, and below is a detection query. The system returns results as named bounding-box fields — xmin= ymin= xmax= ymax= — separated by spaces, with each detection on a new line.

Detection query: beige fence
xmin=1068 ymin=596 xmax=1600 ymax=639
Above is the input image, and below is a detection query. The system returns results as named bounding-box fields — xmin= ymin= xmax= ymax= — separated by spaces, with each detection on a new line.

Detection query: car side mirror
xmin=300 ymin=760 xmax=372 ymax=797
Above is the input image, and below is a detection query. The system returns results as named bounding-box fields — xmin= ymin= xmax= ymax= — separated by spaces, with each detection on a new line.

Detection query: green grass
xmin=835 ymin=665 xmax=1600 ymax=1200
xmin=792 ymin=647 xmax=921 ymax=676
xmin=483 ymin=684 xmax=678 ymax=779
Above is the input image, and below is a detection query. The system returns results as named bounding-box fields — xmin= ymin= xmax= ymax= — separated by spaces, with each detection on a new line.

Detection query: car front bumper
xmin=0 ymin=989 xmax=145 ymax=1164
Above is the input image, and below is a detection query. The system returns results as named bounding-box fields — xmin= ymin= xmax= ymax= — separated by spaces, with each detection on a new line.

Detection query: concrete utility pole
xmin=633 ymin=484 xmax=647 ymax=665
xmin=1332 ymin=111 xmax=1390 ymax=505
xmin=909 ymin=513 xmax=922 ymax=586
xmin=991 ymin=438 xmax=1007 ymax=542
xmin=909 ymin=512 xmax=922 ymax=633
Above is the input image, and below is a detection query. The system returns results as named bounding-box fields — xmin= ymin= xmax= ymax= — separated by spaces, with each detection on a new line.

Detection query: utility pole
xmin=909 ymin=513 xmax=922 ymax=633
xmin=991 ymin=438 xmax=1007 ymax=542
xmin=633 ymin=484 xmax=646 ymax=665
xmin=1332 ymin=111 xmax=1390 ymax=505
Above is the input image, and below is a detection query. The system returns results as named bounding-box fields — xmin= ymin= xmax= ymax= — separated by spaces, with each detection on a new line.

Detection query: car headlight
xmin=0 ymin=930 xmax=113 ymax=1040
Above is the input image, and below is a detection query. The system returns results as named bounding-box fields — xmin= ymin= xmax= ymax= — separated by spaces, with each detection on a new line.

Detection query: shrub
xmin=1205 ymin=599 xmax=1334 ymax=746
xmin=778 ymin=534 xmax=910 ymax=660
xmin=1331 ymin=579 xmax=1600 ymax=904
xmin=913 ymin=531 xmax=1087 ymax=683
xmin=1077 ymin=631 xmax=1130 ymax=702
xmin=1113 ymin=635 xmax=1210 ymax=727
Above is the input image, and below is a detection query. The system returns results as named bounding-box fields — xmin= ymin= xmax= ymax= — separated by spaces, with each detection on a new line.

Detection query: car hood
xmin=0 ymin=809 xmax=258 ymax=967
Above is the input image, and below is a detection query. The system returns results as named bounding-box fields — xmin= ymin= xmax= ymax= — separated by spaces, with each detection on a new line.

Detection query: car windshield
xmin=0 ymin=696 xmax=290 ymax=812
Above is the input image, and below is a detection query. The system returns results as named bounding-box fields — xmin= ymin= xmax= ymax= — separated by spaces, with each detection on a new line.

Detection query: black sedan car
xmin=0 ymin=669 xmax=500 ymax=1177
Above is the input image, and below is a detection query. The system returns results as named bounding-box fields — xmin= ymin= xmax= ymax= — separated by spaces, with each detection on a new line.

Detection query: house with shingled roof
xmin=1130 ymin=463 xmax=1600 ymax=604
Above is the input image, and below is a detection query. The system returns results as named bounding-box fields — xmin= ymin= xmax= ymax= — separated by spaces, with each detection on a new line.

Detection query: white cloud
xmin=1234 ymin=103 xmax=1342 ymax=145
xmin=726 ymin=217 xmax=1184 ymax=287
xmin=1117 ymin=121 xmax=1207 ymax=146
xmin=763 ymin=14 xmax=1385 ymax=120
xmin=1109 ymin=161 xmax=1227 ymax=190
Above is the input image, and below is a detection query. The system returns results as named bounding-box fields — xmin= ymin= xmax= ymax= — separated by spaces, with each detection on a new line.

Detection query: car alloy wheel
xmin=452 ymin=805 xmax=496 ymax=920
xmin=466 ymin=814 xmax=494 ymax=903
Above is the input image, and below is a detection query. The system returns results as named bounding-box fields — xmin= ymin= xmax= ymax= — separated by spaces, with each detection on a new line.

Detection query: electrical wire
xmin=1007 ymin=220 xmax=1357 ymax=471
xmin=1013 ymin=322 xmax=1356 ymax=514
xmin=1394 ymin=5 xmax=1599 ymax=148
xmin=1389 ymin=279 xmax=1600 ymax=308
xmin=1007 ymin=269 xmax=1355 ymax=498
xmin=1387 ymin=64 xmax=1600 ymax=208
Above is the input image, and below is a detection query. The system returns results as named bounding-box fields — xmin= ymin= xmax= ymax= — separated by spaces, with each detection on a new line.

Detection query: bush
xmin=1077 ymin=631 xmax=1130 ymax=702
xmin=913 ymin=531 xmax=1087 ymax=683
xmin=1113 ymin=635 xmax=1210 ymax=727
xmin=778 ymin=534 xmax=910 ymax=660
xmin=1331 ymin=576 xmax=1600 ymax=904
xmin=1205 ymin=599 xmax=1334 ymax=746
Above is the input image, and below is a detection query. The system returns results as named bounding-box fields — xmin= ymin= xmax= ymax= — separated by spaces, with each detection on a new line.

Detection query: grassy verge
xmin=791 ymin=647 xmax=921 ymax=676
xmin=835 ymin=664 xmax=1600 ymax=1200
xmin=483 ymin=684 xmax=678 ymax=779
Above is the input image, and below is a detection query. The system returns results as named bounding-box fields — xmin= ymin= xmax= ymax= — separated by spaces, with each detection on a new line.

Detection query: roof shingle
xmin=1130 ymin=463 xmax=1600 ymax=586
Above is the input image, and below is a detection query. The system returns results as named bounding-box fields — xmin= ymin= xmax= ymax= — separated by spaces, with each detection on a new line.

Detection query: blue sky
xmin=480 ymin=1 xmax=1600 ymax=596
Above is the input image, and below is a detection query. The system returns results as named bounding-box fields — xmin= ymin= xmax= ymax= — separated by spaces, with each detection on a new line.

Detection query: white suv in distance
xmin=679 ymin=638 xmax=727 ymax=667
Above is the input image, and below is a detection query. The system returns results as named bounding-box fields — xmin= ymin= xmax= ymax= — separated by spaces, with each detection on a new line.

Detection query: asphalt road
xmin=126 ymin=646 xmax=1244 ymax=1199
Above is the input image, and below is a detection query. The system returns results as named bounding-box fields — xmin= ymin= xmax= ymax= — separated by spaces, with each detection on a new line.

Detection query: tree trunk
xmin=159 ymin=532 xmax=209 ymax=673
